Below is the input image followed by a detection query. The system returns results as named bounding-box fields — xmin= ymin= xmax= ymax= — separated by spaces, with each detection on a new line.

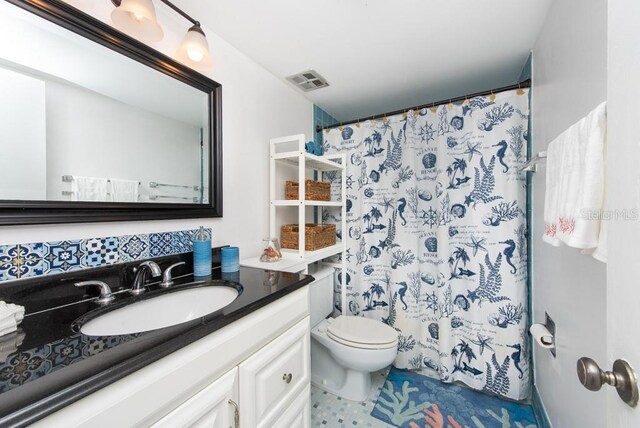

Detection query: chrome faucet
xmin=75 ymin=280 xmax=115 ymax=305
xmin=160 ymin=261 xmax=186 ymax=288
xmin=131 ymin=261 xmax=161 ymax=295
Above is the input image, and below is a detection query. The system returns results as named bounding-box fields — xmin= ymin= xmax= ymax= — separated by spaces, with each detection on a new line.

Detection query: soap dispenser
xmin=193 ymin=226 xmax=212 ymax=278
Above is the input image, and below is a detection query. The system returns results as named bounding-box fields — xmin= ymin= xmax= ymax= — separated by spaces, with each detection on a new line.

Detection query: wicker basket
xmin=285 ymin=180 xmax=331 ymax=201
xmin=281 ymin=224 xmax=336 ymax=251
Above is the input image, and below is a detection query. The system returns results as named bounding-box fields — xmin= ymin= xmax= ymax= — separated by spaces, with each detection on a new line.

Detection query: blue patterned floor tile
xmin=43 ymin=240 xmax=86 ymax=274
xmin=85 ymin=237 xmax=120 ymax=267
xmin=0 ymin=243 xmax=44 ymax=281
xmin=118 ymin=234 xmax=150 ymax=262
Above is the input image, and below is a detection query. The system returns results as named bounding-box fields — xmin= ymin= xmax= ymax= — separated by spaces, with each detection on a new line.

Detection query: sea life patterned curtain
xmin=323 ymin=88 xmax=530 ymax=400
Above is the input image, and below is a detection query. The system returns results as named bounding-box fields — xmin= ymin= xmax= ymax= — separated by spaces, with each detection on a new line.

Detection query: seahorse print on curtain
xmin=323 ymin=89 xmax=530 ymax=400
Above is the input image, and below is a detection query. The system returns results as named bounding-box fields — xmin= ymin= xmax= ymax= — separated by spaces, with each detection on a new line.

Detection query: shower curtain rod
xmin=316 ymin=79 xmax=531 ymax=133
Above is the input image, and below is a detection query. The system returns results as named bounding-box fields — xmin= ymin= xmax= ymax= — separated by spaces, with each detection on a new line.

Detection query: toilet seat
xmin=326 ymin=316 xmax=397 ymax=350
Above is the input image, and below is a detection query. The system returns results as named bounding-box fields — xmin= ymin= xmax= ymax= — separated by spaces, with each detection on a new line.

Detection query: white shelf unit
xmin=243 ymin=134 xmax=346 ymax=301
xmin=269 ymin=134 xmax=346 ymax=264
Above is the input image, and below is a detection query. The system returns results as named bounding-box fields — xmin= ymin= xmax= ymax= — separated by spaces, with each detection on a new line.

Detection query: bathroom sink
xmin=79 ymin=285 xmax=239 ymax=336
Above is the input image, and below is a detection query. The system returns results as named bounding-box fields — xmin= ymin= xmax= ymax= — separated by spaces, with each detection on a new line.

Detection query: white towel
xmin=71 ymin=176 xmax=109 ymax=201
xmin=0 ymin=330 xmax=24 ymax=364
xmin=543 ymin=102 xmax=607 ymax=260
xmin=0 ymin=301 xmax=24 ymax=337
xmin=110 ymin=179 xmax=139 ymax=203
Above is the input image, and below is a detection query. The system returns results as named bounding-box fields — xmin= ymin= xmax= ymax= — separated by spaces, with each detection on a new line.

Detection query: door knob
xmin=577 ymin=357 xmax=639 ymax=407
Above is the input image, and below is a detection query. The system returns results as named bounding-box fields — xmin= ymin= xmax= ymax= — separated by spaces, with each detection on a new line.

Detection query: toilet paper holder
xmin=544 ymin=312 xmax=556 ymax=357
xmin=530 ymin=313 xmax=556 ymax=358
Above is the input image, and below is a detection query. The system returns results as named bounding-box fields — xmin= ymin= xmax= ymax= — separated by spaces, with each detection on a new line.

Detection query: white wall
xmin=530 ymin=0 xmax=607 ymax=426
xmin=45 ymin=80 xmax=201 ymax=202
xmin=0 ymin=1 xmax=313 ymax=260
xmin=0 ymin=66 xmax=46 ymax=200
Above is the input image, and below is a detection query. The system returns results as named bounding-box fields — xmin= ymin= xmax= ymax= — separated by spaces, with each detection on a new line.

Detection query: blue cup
xmin=221 ymin=247 xmax=239 ymax=273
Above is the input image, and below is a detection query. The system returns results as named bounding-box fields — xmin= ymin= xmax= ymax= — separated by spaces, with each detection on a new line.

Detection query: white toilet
xmin=308 ymin=265 xmax=398 ymax=402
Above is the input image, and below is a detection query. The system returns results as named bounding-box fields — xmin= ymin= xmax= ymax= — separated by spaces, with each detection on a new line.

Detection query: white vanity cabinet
xmin=33 ymin=286 xmax=310 ymax=428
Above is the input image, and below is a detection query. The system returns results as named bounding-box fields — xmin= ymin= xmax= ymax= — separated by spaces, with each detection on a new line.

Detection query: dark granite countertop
xmin=0 ymin=253 xmax=312 ymax=427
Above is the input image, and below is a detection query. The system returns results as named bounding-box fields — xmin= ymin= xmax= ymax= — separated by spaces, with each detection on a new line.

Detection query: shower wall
xmin=530 ymin=0 xmax=607 ymax=426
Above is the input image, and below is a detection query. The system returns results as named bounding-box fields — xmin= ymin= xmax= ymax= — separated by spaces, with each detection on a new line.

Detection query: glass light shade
xmin=111 ymin=0 xmax=163 ymax=43
xmin=176 ymin=26 xmax=213 ymax=70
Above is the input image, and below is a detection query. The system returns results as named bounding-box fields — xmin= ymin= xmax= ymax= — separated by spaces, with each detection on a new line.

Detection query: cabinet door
xmin=239 ymin=316 xmax=310 ymax=428
xmin=152 ymin=367 xmax=238 ymax=428
xmin=272 ymin=385 xmax=311 ymax=428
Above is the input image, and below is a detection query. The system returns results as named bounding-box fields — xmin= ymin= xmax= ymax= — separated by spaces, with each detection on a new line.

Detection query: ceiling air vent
xmin=285 ymin=70 xmax=329 ymax=92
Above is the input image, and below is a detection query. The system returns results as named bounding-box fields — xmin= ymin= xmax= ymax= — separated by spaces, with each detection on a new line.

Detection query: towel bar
xmin=62 ymin=175 xmax=141 ymax=184
xmin=519 ymin=151 xmax=547 ymax=172
xmin=149 ymin=182 xmax=200 ymax=191
xmin=149 ymin=195 xmax=199 ymax=202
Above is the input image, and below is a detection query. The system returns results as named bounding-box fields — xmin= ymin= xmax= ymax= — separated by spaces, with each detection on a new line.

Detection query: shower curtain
xmin=323 ymin=88 xmax=530 ymax=400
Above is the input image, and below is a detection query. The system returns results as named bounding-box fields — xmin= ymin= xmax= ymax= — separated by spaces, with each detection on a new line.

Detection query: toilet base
xmin=311 ymin=368 xmax=372 ymax=402
xmin=311 ymin=335 xmax=375 ymax=402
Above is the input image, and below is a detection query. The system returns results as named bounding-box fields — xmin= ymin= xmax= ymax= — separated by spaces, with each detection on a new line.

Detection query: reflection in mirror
xmin=0 ymin=1 xmax=210 ymax=204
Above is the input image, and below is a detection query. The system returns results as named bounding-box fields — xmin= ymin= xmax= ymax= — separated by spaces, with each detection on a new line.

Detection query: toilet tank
xmin=308 ymin=264 xmax=335 ymax=327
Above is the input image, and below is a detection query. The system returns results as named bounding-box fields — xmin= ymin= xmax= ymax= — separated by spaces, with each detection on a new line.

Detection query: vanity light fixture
xmin=110 ymin=0 xmax=212 ymax=69
xmin=110 ymin=0 xmax=163 ymax=43
xmin=176 ymin=23 xmax=213 ymax=68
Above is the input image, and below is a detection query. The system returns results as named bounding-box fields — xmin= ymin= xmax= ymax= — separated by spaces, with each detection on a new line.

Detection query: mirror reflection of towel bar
xmin=61 ymin=190 xmax=115 ymax=197
xmin=62 ymin=175 xmax=141 ymax=184
xmin=149 ymin=195 xmax=199 ymax=202
xmin=149 ymin=182 xmax=200 ymax=191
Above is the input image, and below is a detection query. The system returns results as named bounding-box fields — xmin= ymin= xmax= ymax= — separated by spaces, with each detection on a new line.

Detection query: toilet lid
xmin=326 ymin=316 xmax=398 ymax=348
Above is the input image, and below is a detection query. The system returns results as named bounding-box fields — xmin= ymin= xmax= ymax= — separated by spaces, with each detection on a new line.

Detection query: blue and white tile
xmin=172 ymin=229 xmax=204 ymax=254
xmin=118 ymin=234 xmax=150 ymax=262
xmin=149 ymin=232 xmax=175 ymax=257
xmin=85 ymin=237 xmax=120 ymax=267
xmin=43 ymin=240 xmax=85 ymax=274
xmin=0 ymin=228 xmax=211 ymax=283
xmin=48 ymin=335 xmax=84 ymax=368
xmin=0 ymin=243 xmax=45 ymax=281
xmin=0 ymin=347 xmax=52 ymax=391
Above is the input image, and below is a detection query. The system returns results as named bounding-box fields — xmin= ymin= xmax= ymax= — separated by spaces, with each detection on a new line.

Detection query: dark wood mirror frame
xmin=0 ymin=0 xmax=223 ymax=225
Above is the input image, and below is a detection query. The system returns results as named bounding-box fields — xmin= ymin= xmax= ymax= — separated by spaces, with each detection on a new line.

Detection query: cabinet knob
xmin=282 ymin=373 xmax=293 ymax=384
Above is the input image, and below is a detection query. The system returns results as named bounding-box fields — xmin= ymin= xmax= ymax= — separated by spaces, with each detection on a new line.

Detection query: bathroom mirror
xmin=0 ymin=0 xmax=222 ymax=225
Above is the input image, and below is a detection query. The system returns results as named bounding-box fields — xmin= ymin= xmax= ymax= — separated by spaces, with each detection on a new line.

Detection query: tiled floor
xmin=311 ymin=369 xmax=391 ymax=427
xmin=311 ymin=368 xmax=536 ymax=428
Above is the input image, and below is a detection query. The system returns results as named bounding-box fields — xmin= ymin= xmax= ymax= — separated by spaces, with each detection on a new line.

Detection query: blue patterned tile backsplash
xmin=0 ymin=243 xmax=45 ymax=281
xmin=0 ymin=228 xmax=211 ymax=283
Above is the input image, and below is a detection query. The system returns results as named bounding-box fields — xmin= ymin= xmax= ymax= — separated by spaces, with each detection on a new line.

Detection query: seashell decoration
xmin=450 ymin=204 xmax=466 ymax=218
xmin=428 ymin=323 xmax=439 ymax=339
xmin=418 ymin=190 xmax=432 ymax=201
xmin=341 ymin=126 xmax=354 ymax=140
xmin=425 ymin=237 xmax=438 ymax=252
xmin=422 ymin=153 xmax=437 ymax=169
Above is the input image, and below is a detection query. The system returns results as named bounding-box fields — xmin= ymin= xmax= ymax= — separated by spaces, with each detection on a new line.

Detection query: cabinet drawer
xmin=272 ymin=385 xmax=310 ymax=428
xmin=239 ymin=316 xmax=310 ymax=428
